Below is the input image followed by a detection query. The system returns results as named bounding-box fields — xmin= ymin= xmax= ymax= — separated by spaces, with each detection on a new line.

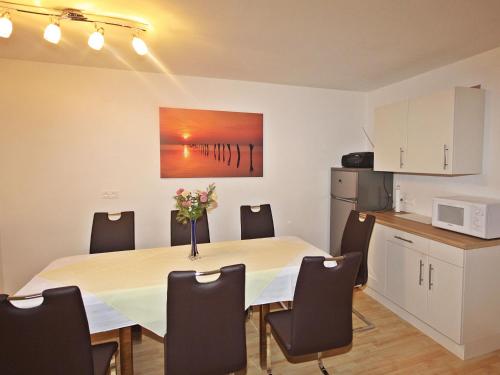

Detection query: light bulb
xmin=0 ymin=13 xmax=13 ymax=39
xmin=88 ymin=28 xmax=104 ymax=50
xmin=44 ymin=22 xmax=61 ymax=44
xmin=132 ymin=36 xmax=148 ymax=55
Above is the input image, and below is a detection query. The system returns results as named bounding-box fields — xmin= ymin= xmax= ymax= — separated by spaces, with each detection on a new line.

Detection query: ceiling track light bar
xmin=0 ymin=1 xmax=149 ymax=31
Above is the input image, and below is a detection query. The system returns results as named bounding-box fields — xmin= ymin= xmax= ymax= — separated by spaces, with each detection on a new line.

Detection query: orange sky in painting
xmin=160 ymin=108 xmax=263 ymax=145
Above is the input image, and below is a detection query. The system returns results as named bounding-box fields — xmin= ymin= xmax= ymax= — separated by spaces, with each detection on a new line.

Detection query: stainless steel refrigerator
xmin=330 ymin=167 xmax=393 ymax=255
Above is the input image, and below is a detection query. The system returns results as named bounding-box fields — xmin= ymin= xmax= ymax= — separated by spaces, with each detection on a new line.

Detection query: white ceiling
xmin=1 ymin=0 xmax=500 ymax=91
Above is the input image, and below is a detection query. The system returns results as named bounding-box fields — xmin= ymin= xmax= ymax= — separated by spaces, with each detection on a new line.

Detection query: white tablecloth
xmin=16 ymin=236 xmax=330 ymax=335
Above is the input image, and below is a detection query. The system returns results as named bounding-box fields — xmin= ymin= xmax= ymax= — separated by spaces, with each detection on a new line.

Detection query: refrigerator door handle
xmin=331 ymin=195 xmax=357 ymax=203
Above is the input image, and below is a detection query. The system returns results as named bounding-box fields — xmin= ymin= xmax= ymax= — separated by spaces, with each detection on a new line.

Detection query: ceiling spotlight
xmin=0 ymin=12 xmax=13 ymax=38
xmin=88 ymin=26 xmax=104 ymax=50
xmin=132 ymin=35 xmax=148 ymax=55
xmin=43 ymin=19 xmax=61 ymax=44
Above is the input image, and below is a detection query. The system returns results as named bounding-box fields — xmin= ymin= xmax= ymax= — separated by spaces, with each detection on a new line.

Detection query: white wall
xmin=0 ymin=58 xmax=365 ymax=293
xmin=366 ymin=47 xmax=500 ymax=216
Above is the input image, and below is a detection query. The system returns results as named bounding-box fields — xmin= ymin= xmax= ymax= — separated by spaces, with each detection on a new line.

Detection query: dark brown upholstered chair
xmin=340 ymin=210 xmax=376 ymax=331
xmin=265 ymin=253 xmax=362 ymax=374
xmin=165 ymin=264 xmax=247 ymax=375
xmin=240 ymin=204 xmax=275 ymax=240
xmin=90 ymin=211 xmax=135 ymax=254
xmin=170 ymin=209 xmax=210 ymax=246
xmin=0 ymin=286 xmax=118 ymax=375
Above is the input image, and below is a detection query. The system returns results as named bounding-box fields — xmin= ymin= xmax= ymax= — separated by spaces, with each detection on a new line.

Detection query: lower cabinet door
xmin=427 ymin=257 xmax=464 ymax=343
xmin=386 ymin=241 xmax=427 ymax=320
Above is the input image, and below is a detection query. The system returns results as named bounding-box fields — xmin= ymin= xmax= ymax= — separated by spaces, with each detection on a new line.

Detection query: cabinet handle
xmin=419 ymin=260 xmax=424 ymax=286
xmin=443 ymin=144 xmax=449 ymax=170
xmin=394 ymin=235 xmax=413 ymax=244
xmin=428 ymin=264 xmax=434 ymax=290
xmin=400 ymin=147 xmax=404 ymax=168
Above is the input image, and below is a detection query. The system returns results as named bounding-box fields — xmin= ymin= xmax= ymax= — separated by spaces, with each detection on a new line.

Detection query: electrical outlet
xmin=102 ymin=191 xmax=119 ymax=199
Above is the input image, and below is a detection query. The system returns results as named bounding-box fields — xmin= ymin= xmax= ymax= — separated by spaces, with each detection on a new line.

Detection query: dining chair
xmin=241 ymin=203 xmax=287 ymax=310
xmin=170 ymin=209 xmax=210 ymax=246
xmin=165 ymin=264 xmax=247 ymax=375
xmin=0 ymin=286 xmax=118 ymax=375
xmin=90 ymin=211 xmax=135 ymax=254
xmin=341 ymin=210 xmax=376 ymax=331
xmin=240 ymin=204 xmax=275 ymax=240
xmin=265 ymin=252 xmax=362 ymax=374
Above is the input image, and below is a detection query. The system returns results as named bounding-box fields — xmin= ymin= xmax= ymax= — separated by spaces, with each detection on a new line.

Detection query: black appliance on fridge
xmin=330 ymin=167 xmax=393 ymax=255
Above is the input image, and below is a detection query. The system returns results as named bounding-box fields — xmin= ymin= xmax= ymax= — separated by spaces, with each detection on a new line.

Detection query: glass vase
xmin=189 ymin=219 xmax=200 ymax=260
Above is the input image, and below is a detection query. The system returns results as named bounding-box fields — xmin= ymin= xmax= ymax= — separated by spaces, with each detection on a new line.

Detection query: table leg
xmin=119 ymin=326 xmax=134 ymax=375
xmin=259 ymin=303 xmax=270 ymax=369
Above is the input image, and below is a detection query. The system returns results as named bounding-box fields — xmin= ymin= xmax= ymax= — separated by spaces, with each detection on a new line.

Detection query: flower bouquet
xmin=174 ymin=183 xmax=217 ymax=259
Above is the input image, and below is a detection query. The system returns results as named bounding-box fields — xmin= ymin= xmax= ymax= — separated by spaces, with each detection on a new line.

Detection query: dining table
xmin=15 ymin=235 xmax=330 ymax=374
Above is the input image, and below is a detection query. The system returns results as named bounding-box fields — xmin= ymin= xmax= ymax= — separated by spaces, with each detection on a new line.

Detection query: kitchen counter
xmin=365 ymin=210 xmax=500 ymax=250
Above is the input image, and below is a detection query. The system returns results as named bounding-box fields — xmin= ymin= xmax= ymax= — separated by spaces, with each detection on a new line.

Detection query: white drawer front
xmin=429 ymin=240 xmax=464 ymax=267
xmin=385 ymin=227 xmax=429 ymax=254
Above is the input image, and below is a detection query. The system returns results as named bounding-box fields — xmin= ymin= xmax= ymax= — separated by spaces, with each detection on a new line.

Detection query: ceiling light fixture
xmin=43 ymin=18 xmax=61 ymax=44
xmin=88 ymin=25 xmax=104 ymax=51
xmin=0 ymin=3 xmax=149 ymax=54
xmin=0 ymin=11 xmax=13 ymax=38
xmin=132 ymin=33 xmax=148 ymax=55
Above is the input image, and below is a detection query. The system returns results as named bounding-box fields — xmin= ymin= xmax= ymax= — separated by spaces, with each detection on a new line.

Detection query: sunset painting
xmin=160 ymin=108 xmax=263 ymax=178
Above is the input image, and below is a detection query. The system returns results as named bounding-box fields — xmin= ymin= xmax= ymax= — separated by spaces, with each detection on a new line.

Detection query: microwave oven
xmin=432 ymin=196 xmax=500 ymax=239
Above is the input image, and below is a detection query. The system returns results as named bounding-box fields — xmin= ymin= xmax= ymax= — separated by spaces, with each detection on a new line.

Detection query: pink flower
xmin=176 ymin=188 xmax=184 ymax=195
xmin=181 ymin=201 xmax=192 ymax=208
xmin=200 ymin=194 xmax=208 ymax=203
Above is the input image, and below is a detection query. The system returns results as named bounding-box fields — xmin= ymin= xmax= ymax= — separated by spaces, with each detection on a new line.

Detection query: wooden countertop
xmin=365 ymin=210 xmax=500 ymax=250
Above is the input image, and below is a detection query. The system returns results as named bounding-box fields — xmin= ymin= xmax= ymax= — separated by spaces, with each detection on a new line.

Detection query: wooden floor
xmin=132 ymin=290 xmax=500 ymax=374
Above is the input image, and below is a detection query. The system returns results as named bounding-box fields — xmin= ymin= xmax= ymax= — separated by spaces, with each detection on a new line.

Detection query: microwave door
xmin=435 ymin=203 xmax=470 ymax=232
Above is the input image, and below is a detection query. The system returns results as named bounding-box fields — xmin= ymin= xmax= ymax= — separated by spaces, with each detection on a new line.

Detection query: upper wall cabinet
xmin=374 ymin=87 xmax=485 ymax=175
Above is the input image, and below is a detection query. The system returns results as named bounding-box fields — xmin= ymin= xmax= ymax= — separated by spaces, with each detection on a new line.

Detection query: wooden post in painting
xmin=249 ymin=144 xmax=254 ymax=172
xmin=218 ymin=144 xmax=221 ymax=161
xmin=227 ymin=144 xmax=231 ymax=166
xmin=214 ymin=144 xmax=216 ymax=159
xmin=222 ymin=144 xmax=226 ymax=162
xmin=237 ymin=144 xmax=241 ymax=168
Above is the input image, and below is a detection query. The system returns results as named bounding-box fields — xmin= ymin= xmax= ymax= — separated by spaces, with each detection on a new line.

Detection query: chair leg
xmin=266 ymin=323 xmax=272 ymax=374
xmin=352 ymin=308 xmax=375 ymax=332
xmin=318 ymin=353 xmax=330 ymax=375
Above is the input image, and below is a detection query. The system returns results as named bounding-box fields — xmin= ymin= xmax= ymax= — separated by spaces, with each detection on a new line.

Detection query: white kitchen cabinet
xmin=367 ymin=224 xmax=386 ymax=293
xmin=368 ymin=224 xmax=464 ymax=343
xmin=374 ymin=87 xmax=484 ymax=175
xmin=427 ymin=256 xmax=464 ymax=343
xmin=385 ymin=240 xmax=428 ymax=321
xmin=367 ymin=222 xmax=500 ymax=359
xmin=373 ymin=100 xmax=408 ymax=172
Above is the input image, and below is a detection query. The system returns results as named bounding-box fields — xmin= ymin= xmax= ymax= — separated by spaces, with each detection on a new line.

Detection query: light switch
xmin=102 ymin=191 xmax=119 ymax=199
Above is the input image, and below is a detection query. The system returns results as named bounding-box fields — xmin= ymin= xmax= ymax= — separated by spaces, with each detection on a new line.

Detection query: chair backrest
xmin=0 ymin=286 xmax=95 ymax=375
xmin=166 ymin=264 xmax=247 ymax=375
xmin=340 ymin=210 xmax=375 ymax=286
xmin=170 ymin=209 xmax=210 ymax=246
xmin=90 ymin=211 xmax=135 ymax=254
xmin=289 ymin=252 xmax=362 ymax=356
xmin=240 ymin=204 xmax=275 ymax=240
